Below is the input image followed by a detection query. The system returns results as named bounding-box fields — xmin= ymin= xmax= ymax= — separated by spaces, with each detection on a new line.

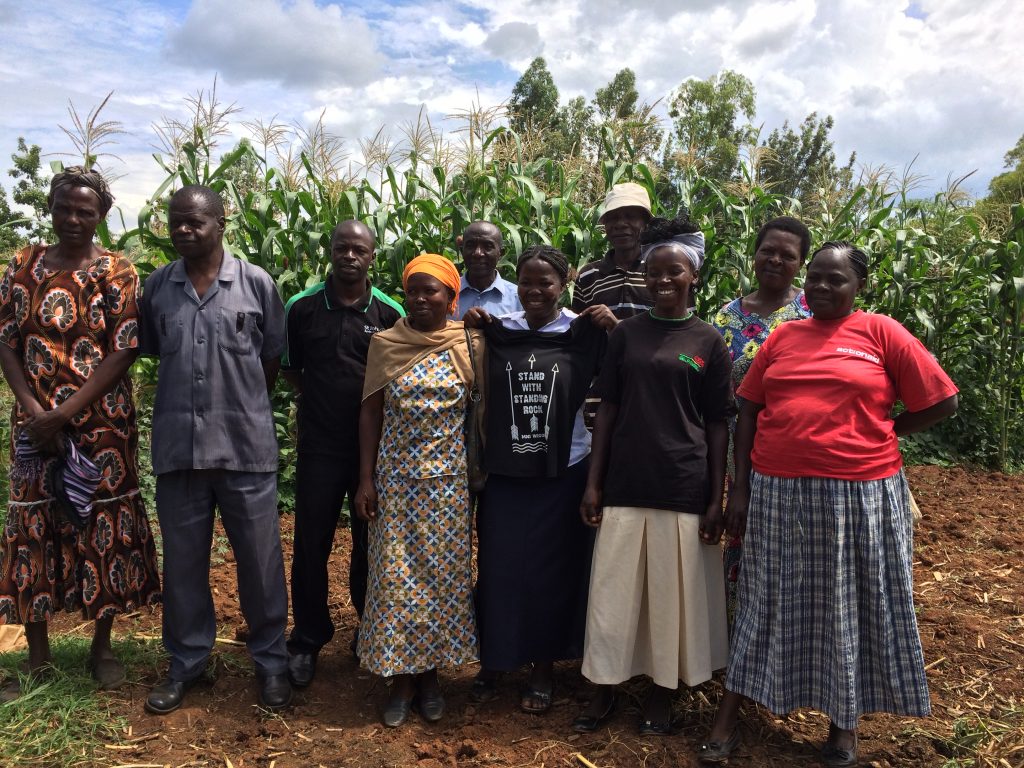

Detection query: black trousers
xmin=287 ymin=451 xmax=367 ymax=654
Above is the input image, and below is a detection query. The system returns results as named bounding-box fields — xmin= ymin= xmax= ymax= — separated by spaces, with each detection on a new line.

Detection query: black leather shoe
xmin=418 ymin=687 xmax=446 ymax=723
xmin=259 ymin=673 xmax=293 ymax=710
xmin=145 ymin=677 xmax=197 ymax=715
xmin=287 ymin=652 xmax=317 ymax=688
xmin=382 ymin=693 xmax=414 ymax=727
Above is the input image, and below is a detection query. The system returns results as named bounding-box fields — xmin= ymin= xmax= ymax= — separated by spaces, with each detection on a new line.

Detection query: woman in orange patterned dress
xmin=0 ymin=167 xmax=160 ymax=699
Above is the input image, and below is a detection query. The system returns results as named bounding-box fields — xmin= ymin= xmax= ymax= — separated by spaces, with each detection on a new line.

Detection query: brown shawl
xmin=362 ymin=317 xmax=485 ymax=401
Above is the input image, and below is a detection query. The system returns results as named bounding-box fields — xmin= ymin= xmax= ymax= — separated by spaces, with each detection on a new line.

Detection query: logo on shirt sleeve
xmin=678 ymin=353 xmax=705 ymax=371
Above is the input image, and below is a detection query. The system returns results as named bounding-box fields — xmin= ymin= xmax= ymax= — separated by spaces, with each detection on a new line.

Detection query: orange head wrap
xmin=402 ymin=252 xmax=462 ymax=316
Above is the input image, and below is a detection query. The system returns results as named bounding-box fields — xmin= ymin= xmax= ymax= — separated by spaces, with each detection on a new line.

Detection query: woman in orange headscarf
xmin=354 ymin=254 xmax=485 ymax=727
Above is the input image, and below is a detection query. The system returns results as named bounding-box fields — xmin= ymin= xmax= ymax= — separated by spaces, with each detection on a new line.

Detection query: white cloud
xmin=1 ymin=0 xmax=1021 ymax=229
xmin=166 ymin=0 xmax=384 ymax=88
xmin=484 ymin=22 xmax=542 ymax=61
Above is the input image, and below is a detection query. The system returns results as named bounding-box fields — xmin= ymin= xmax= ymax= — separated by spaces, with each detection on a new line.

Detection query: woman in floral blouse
xmin=711 ymin=216 xmax=811 ymax=625
xmin=0 ymin=167 xmax=160 ymax=701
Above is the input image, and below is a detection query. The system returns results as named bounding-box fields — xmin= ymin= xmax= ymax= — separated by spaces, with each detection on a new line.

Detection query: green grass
xmin=0 ymin=633 xmax=166 ymax=767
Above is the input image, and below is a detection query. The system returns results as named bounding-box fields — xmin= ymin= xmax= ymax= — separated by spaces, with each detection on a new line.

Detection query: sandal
xmin=822 ymin=728 xmax=858 ymax=767
xmin=520 ymin=684 xmax=552 ymax=714
xmin=638 ymin=717 xmax=673 ymax=736
xmin=469 ymin=673 xmax=499 ymax=704
xmin=697 ymin=730 xmax=740 ymax=764
xmin=89 ymin=656 xmax=127 ymax=690
xmin=572 ymin=691 xmax=616 ymax=733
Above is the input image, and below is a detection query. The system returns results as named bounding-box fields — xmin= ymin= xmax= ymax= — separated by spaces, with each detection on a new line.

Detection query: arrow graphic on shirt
xmin=506 ymin=362 xmax=518 ymax=440
xmin=543 ymin=363 xmax=559 ymax=439
xmin=528 ymin=354 xmax=536 ymax=370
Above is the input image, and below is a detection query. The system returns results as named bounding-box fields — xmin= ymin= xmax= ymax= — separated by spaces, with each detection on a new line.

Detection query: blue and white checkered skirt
xmin=725 ymin=470 xmax=930 ymax=729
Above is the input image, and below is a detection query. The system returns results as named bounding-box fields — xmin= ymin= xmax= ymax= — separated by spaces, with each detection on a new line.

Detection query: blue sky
xmin=0 ymin=0 xmax=1021 ymax=225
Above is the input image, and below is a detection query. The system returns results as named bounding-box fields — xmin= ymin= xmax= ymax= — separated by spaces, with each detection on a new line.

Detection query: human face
xmin=517 ymin=257 xmax=565 ymax=329
xmin=460 ymin=222 xmax=502 ymax=287
xmin=753 ymin=229 xmax=803 ymax=293
xmin=600 ymin=206 xmax=648 ymax=255
xmin=645 ymin=246 xmax=697 ymax=318
xmin=405 ymin=272 xmax=452 ymax=332
xmin=50 ymin=186 xmax=103 ymax=248
xmin=803 ymin=248 xmax=865 ymax=320
xmin=168 ymin=194 xmax=224 ymax=260
xmin=330 ymin=222 xmax=374 ymax=286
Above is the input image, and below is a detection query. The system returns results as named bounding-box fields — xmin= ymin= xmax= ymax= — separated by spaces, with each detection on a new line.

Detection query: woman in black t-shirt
xmin=573 ymin=218 xmax=734 ymax=736
xmin=464 ymin=246 xmax=615 ymax=713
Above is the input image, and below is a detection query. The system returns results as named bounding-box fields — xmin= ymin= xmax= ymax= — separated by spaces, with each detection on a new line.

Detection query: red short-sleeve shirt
xmin=737 ymin=311 xmax=958 ymax=480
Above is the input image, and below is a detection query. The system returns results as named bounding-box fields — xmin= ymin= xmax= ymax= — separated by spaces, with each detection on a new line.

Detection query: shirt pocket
xmin=218 ymin=307 xmax=258 ymax=355
xmin=158 ymin=312 xmax=184 ymax=355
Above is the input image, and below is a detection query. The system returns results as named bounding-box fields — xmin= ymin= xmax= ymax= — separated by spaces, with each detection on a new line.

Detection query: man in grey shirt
xmin=140 ymin=185 xmax=291 ymax=714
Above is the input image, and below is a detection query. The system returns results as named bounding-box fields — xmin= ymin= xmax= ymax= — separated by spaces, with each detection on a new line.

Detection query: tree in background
xmin=4 ymin=138 xmax=51 ymax=245
xmin=508 ymin=58 xmax=563 ymax=149
xmin=0 ymin=184 xmax=25 ymax=255
xmin=758 ymin=112 xmax=856 ymax=210
xmin=663 ymin=70 xmax=757 ymax=185
xmin=976 ymin=133 xmax=1024 ymax=236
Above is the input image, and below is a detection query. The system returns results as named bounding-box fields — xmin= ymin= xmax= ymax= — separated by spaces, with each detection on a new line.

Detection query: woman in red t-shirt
xmin=698 ymin=242 xmax=958 ymax=767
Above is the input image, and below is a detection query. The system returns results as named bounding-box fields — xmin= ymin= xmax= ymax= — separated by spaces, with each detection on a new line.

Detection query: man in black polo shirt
xmin=571 ymin=182 xmax=654 ymax=319
xmin=281 ymin=220 xmax=404 ymax=687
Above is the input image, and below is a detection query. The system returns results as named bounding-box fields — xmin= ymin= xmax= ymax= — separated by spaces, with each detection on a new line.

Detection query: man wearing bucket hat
xmin=571 ymin=182 xmax=654 ymax=319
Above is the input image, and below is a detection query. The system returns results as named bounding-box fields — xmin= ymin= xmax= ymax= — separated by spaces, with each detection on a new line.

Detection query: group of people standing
xmin=0 ymin=169 xmax=958 ymax=767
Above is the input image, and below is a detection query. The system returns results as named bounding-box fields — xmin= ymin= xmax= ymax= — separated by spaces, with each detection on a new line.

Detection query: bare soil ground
xmin=48 ymin=465 xmax=1024 ymax=767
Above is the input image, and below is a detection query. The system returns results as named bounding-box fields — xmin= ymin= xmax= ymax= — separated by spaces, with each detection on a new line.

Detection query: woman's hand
xmin=579 ymin=304 xmax=619 ymax=332
xmin=699 ymin=502 xmax=725 ymax=544
xmin=580 ymin=485 xmax=604 ymax=528
xmin=354 ymin=477 xmax=378 ymax=522
xmin=23 ymin=407 xmax=69 ymax=449
xmin=724 ymin=484 xmax=750 ymax=539
xmin=461 ymin=307 xmax=493 ymax=329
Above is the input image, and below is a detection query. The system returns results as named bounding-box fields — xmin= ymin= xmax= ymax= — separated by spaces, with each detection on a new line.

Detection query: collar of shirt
xmin=167 ymin=253 xmax=238 ymax=304
xmin=596 ymin=249 xmax=644 ymax=275
xmin=459 ymin=271 xmax=516 ymax=298
xmin=498 ymin=307 xmax=577 ymax=332
xmin=167 ymin=252 xmax=239 ymax=283
xmin=324 ymin=275 xmax=374 ymax=312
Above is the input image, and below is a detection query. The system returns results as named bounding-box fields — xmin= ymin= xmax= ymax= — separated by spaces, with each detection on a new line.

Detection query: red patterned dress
xmin=0 ymin=245 xmax=160 ymax=624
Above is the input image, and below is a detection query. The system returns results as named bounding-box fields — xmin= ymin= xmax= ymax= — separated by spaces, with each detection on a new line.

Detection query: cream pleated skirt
xmin=581 ymin=507 xmax=728 ymax=689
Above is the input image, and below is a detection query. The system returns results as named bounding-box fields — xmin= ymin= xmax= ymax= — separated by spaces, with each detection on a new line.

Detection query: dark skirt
xmin=475 ymin=460 xmax=594 ymax=671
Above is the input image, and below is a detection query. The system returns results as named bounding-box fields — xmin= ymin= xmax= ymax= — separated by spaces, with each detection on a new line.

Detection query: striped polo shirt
xmin=570 ymin=251 xmax=653 ymax=319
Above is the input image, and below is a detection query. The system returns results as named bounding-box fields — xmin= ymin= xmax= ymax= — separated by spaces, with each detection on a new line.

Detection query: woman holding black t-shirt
xmin=463 ymin=245 xmax=615 ymax=714
xmin=573 ymin=217 xmax=734 ymax=736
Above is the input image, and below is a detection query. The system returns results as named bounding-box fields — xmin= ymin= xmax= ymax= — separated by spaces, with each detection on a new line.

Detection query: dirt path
xmin=49 ymin=465 xmax=1024 ymax=767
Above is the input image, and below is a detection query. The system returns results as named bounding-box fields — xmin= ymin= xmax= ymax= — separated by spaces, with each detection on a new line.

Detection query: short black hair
xmin=517 ymin=245 xmax=569 ymax=282
xmin=810 ymin=240 xmax=869 ymax=279
xmin=171 ymin=185 xmax=225 ymax=218
xmin=754 ymin=216 xmax=811 ymax=260
xmin=640 ymin=214 xmax=700 ymax=244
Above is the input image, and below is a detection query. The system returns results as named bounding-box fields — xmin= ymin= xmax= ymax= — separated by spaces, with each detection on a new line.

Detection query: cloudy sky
xmin=0 ymin=0 xmax=1021 ymax=226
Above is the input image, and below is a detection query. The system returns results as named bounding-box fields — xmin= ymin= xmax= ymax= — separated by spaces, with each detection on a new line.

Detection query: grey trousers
xmin=156 ymin=469 xmax=289 ymax=681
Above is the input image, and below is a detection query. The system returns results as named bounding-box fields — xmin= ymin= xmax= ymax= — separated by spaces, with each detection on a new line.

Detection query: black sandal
xmin=469 ymin=673 xmax=499 ymax=703
xmin=572 ymin=691 xmax=616 ymax=732
xmin=697 ymin=730 xmax=740 ymax=764
xmin=520 ymin=684 xmax=552 ymax=714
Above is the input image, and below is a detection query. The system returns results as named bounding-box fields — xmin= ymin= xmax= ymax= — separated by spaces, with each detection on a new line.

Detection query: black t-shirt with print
xmin=483 ymin=316 xmax=606 ymax=478
xmin=595 ymin=312 xmax=734 ymax=513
